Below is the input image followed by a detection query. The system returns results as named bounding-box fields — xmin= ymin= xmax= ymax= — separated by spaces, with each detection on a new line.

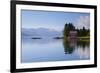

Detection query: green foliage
xmin=77 ymin=27 xmax=90 ymax=37
xmin=63 ymin=23 xmax=90 ymax=38
xmin=63 ymin=39 xmax=74 ymax=54
xmin=63 ymin=23 xmax=69 ymax=37
xmin=63 ymin=23 xmax=75 ymax=37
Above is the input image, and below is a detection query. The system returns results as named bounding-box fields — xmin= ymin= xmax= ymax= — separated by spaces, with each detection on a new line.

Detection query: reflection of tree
xmin=63 ymin=38 xmax=90 ymax=54
xmin=63 ymin=38 xmax=76 ymax=54
xmin=77 ymin=40 xmax=90 ymax=50
xmin=62 ymin=22 xmax=90 ymax=55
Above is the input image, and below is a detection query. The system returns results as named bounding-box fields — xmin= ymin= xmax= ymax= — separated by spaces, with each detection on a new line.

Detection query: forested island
xmin=63 ymin=23 xmax=90 ymax=41
xmin=31 ymin=22 xmax=90 ymax=41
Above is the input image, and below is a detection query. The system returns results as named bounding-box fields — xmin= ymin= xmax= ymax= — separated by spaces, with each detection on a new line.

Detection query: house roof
xmin=69 ymin=31 xmax=77 ymax=34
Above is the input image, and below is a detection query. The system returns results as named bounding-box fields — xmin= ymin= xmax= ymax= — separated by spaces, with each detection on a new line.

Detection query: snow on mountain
xmin=22 ymin=28 xmax=63 ymax=39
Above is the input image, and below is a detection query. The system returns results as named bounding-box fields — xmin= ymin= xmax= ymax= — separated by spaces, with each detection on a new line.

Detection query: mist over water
xmin=21 ymin=38 xmax=90 ymax=63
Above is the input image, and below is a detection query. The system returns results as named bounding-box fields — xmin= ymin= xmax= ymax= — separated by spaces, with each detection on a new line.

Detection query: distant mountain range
xmin=22 ymin=28 xmax=63 ymax=39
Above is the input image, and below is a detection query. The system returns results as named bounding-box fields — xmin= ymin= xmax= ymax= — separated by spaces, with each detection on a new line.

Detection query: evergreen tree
xmin=63 ymin=23 xmax=69 ymax=37
xmin=63 ymin=22 xmax=90 ymax=38
xmin=63 ymin=23 xmax=75 ymax=38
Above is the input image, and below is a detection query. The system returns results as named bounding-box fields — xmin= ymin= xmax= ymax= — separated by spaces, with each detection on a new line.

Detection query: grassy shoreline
xmin=62 ymin=36 xmax=90 ymax=41
xmin=77 ymin=36 xmax=90 ymax=41
xmin=77 ymin=36 xmax=90 ymax=39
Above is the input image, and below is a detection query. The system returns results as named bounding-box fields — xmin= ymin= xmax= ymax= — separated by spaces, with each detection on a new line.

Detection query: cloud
xmin=76 ymin=16 xmax=90 ymax=29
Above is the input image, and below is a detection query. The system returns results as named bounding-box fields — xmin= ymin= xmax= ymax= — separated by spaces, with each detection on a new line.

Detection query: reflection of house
xmin=68 ymin=31 xmax=77 ymax=39
xmin=69 ymin=39 xmax=77 ymax=47
xmin=63 ymin=39 xmax=77 ymax=54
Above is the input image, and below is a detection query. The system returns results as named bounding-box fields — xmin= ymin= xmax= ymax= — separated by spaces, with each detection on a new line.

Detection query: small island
xmin=32 ymin=37 xmax=42 ymax=39
xmin=53 ymin=37 xmax=64 ymax=39
xmin=31 ymin=23 xmax=90 ymax=41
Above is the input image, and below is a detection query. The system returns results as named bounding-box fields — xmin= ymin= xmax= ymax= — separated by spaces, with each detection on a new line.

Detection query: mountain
xmin=22 ymin=28 xmax=63 ymax=39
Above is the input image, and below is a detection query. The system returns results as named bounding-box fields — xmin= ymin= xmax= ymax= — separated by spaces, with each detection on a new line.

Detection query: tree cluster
xmin=76 ymin=27 xmax=90 ymax=37
xmin=63 ymin=23 xmax=90 ymax=37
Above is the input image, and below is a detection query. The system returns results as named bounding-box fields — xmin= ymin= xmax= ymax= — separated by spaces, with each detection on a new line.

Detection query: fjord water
xmin=22 ymin=38 xmax=90 ymax=63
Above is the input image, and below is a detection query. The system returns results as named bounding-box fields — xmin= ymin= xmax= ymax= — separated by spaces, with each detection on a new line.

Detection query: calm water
xmin=21 ymin=38 xmax=90 ymax=63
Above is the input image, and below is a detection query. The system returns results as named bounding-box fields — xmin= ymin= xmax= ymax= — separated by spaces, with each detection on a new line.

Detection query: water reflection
xmin=63 ymin=38 xmax=90 ymax=58
xmin=22 ymin=38 xmax=90 ymax=63
xmin=63 ymin=39 xmax=77 ymax=54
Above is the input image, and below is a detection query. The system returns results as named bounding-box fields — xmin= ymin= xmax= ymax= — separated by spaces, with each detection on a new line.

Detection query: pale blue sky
xmin=21 ymin=10 xmax=90 ymax=31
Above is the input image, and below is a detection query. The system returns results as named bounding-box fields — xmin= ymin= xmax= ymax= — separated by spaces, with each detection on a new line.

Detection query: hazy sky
xmin=21 ymin=10 xmax=90 ymax=31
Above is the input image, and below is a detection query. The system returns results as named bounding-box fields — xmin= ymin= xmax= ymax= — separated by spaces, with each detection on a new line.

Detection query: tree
xmin=68 ymin=23 xmax=75 ymax=30
xmin=63 ymin=22 xmax=90 ymax=38
xmin=63 ymin=23 xmax=75 ymax=38
xmin=63 ymin=23 xmax=69 ymax=37
xmin=76 ymin=27 xmax=90 ymax=37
